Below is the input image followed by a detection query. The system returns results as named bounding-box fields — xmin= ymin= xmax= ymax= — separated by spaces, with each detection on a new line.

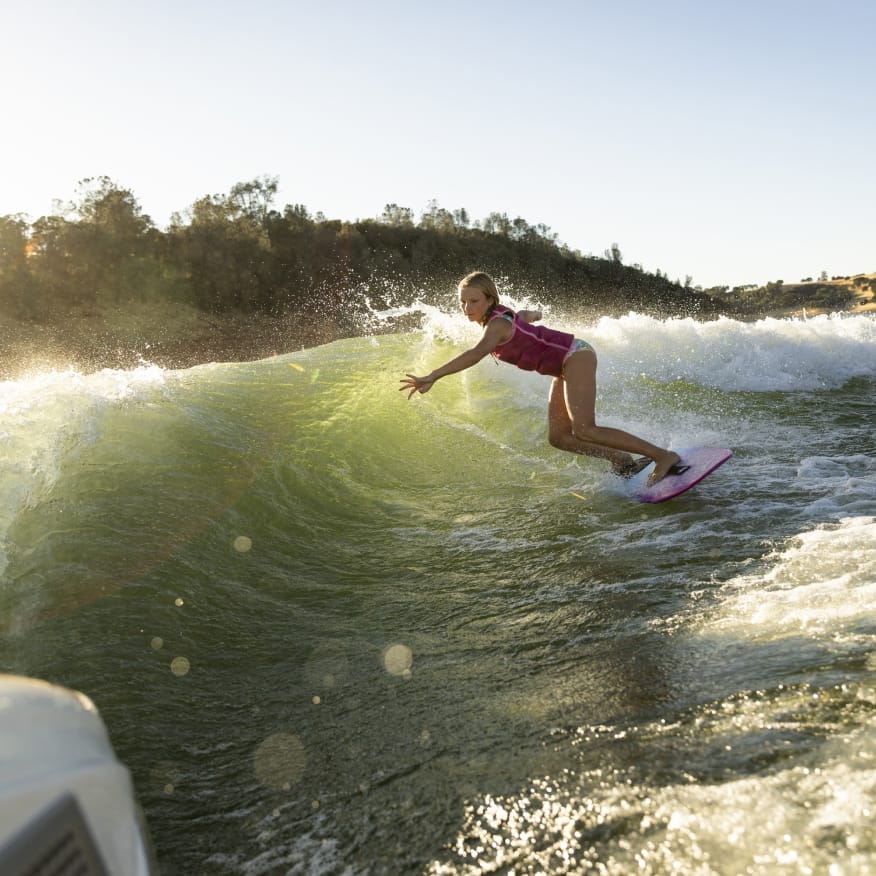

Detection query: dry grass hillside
xmin=848 ymin=273 xmax=876 ymax=312
xmin=782 ymin=272 xmax=876 ymax=316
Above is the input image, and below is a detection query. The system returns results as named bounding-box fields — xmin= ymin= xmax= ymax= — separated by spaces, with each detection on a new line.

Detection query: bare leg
xmin=559 ymin=348 xmax=680 ymax=483
xmin=547 ymin=376 xmax=634 ymax=473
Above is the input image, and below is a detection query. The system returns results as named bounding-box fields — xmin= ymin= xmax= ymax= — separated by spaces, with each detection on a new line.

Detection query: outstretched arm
xmin=517 ymin=309 xmax=542 ymax=323
xmin=400 ymin=319 xmax=510 ymax=399
xmin=399 ymin=348 xmax=484 ymax=399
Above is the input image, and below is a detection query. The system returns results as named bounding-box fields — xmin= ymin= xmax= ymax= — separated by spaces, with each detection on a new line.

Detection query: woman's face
xmin=459 ymin=285 xmax=492 ymax=323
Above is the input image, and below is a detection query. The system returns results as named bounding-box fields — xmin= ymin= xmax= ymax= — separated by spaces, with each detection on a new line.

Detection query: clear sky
xmin=2 ymin=0 xmax=874 ymax=289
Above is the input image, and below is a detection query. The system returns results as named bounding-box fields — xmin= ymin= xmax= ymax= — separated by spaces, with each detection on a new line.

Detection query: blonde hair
xmin=458 ymin=271 xmax=500 ymax=323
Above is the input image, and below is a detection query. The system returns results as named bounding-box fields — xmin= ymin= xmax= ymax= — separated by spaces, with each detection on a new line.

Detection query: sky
xmin=2 ymin=0 xmax=874 ymax=290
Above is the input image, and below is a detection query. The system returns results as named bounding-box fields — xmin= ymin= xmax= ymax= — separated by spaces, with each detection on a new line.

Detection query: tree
xmin=419 ymin=200 xmax=455 ymax=232
xmin=26 ymin=214 xmax=87 ymax=306
xmin=510 ymin=217 xmax=532 ymax=241
xmin=604 ymin=242 xmax=623 ymax=263
xmin=482 ymin=212 xmax=512 ymax=236
xmin=55 ymin=177 xmax=164 ymax=306
xmin=169 ymin=179 xmax=278 ymax=312
xmin=227 ymin=176 xmax=278 ymax=224
xmin=71 ymin=176 xmax=153 ymax=238
xmin=380 ymin=204 xmax=415 ymax=227
xmin=0 ymin=214 xmax=36 ymax=317
xmin=0 ymin=215 xmax=29 ymax=274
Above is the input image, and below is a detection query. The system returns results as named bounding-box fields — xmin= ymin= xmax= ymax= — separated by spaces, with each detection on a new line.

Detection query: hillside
xmin=0 ymin=177 xmax=872 ymax=380
xmin=791 ymin=273 xmax=876 ymax=315
xmin=729 ymin=273 xmax=876 ymax=317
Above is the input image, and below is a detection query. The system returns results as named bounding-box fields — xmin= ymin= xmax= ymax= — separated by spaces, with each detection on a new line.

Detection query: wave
xmin=2 ymin=308 xmax=875 ymax=874
xmin=575 ymin=311 xmax=876 ymax=392
xmin=0 ymin=366 xmax=170 ymax=579
xmin=703 ymin=514 xmax=876 ymax=641
xmin=384 ymin=303 xmax=876 ymax=390
xmin=2 ymin=312 xmax=874 ymax=621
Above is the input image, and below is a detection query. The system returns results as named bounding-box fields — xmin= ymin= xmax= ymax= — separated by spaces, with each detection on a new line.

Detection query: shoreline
xmin=2 ymin=302 xmax=873 ymax=383
xmin=0 ymin=309 xmax=343 ymax=382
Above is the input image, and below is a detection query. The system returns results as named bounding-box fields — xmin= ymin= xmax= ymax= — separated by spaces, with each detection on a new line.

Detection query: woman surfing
xmin=400 ymin=271 xmax=684 ymax=484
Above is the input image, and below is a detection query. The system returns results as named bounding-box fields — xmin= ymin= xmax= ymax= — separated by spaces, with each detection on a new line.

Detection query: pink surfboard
xmin=626 ymin=447 xmax=733 ymax=503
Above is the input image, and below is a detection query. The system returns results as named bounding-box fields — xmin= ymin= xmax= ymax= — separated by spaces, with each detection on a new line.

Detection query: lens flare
xmin=254 ymin=733 xmax=307 ymax=790
xmin=170 ymin=656 xmax=190 ymax=676
xmin=233 ymin=535 xmax=253 ymax=552
xmin=383 ymin=643 xmax=413 ymax=677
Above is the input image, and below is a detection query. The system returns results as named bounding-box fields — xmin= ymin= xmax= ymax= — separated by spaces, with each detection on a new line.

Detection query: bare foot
xmin=647 ymin=451 xmax=682 ymax=485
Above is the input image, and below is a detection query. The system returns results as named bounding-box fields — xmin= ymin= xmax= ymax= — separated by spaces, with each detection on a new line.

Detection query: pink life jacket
xmin=487 ymin=305 xmax=575 ymax=378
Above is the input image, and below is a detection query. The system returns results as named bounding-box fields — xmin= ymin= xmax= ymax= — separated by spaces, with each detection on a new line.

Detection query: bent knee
xmin=548 ymin=428 xmax=568 ymax=450
xmin=572 ymin=423 xmax=600 ymax=442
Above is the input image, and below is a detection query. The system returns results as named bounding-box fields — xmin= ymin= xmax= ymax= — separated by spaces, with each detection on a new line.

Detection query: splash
xmin=0 ymin=365 xmax=168 ymax=579
xmin=704 ymin=516 xmax=876 ymax=641
xmin=587 ymin=312 xmax=876 ymax=392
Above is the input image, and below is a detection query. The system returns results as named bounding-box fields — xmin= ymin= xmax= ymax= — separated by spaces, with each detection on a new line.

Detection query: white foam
xmin=426 ymin=730 xmax=876 ymax=875
xmin=566 ymin=312 xmax=876 ymax=392
xmin=703 ymin=516 xmax=876 ymax=641
xmin=0 ymin=365 xmax=169 ymax=578
xmin=398 ymin=306 xmax=876 ymax=409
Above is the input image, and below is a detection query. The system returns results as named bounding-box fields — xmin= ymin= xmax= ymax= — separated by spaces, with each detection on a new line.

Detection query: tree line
xmin=1 ymin=176 xmax=736 ymax=338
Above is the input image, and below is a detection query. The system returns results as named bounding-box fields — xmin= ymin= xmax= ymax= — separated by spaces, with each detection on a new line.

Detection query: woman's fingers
xmin=400 ymin=373 xmax=434 ymax=398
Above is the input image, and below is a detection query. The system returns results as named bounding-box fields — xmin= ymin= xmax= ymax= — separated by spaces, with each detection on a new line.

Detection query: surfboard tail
xmin=627 ymin=447 xmax=733 ymax=503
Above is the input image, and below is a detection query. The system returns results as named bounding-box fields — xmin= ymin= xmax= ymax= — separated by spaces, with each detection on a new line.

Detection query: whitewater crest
xmin=1 ymin=308 xmax=875 ymax=874
xmin=0 ymin=365 xmax=169 ymax=578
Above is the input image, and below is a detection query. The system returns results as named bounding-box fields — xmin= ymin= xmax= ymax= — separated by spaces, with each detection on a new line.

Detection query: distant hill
xmin=785 ymin=273 xmax=876 ymax=315
xmin=0 ymin=175 xmax=871 ymax=379
xmin=718 ymin=272 xmax=876 ymax=317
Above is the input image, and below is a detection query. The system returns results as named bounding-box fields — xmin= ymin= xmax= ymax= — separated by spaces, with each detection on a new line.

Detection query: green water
xmin=1 ymin=312 xmax=875 ymax=874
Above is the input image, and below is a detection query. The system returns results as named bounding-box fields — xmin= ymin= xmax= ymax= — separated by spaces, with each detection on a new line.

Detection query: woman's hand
xmin=517 ymin=309 xmax=542 ymax=323
xmin=399 ymin=373 xmax=435 ymax=399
